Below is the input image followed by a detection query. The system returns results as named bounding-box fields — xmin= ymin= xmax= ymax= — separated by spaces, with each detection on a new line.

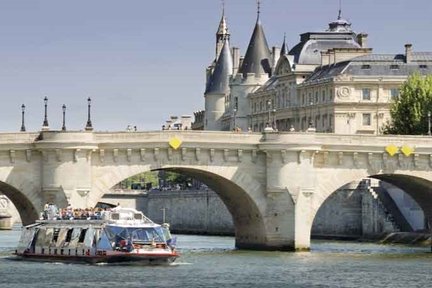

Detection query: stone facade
xmin=202 ymin=7 xmax=432 ymax=135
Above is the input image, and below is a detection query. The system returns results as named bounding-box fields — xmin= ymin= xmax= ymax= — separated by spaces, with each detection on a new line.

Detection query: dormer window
xmin=419 ymin=64 xmax=428 ymax=69
xmin=361 ymin=64 xmax=371 ymax=70
xmin=390 ymin=64 xmax=400 ymax=70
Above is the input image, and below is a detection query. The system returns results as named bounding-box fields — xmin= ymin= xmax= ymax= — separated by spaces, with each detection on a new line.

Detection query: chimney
xmin=321 ymin=51 xmax=330 ymax=66
xmin=272 ymin=46 xmax=281 ymax=70
xmin=231 ymin=47 xmax=240 ymax=76
xmin=357 ymin=33 xmax=368 ymax=48
xmin=238 ymin=56 xmax=245 ymax=72
xmin=405 ymin=44 xmax=413 ymax=63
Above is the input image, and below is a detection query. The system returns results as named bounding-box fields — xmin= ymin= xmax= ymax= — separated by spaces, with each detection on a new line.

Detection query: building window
xmin=362 ymin=88 xmax=371 ymax=100
xmin=361 ymin=64 xmax=371 ymax=70
xmin=362 ymin=113 xmax=371 ymax=126
xmin=390 ymin=88 xmax=399 ymax=100
xmin=322 ymin=90 xmax=326 ymax=102
xmin=315 ymin=92 xmax=319 ymax=104
xmin=419 ymin=64 xmax=428 ymax=69
xmin=390 ymin=64 xmax=400 ymax=70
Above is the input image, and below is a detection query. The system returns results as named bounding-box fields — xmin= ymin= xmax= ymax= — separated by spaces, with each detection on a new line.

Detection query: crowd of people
xmin=41 ymin=203 xmax=112 ymax=221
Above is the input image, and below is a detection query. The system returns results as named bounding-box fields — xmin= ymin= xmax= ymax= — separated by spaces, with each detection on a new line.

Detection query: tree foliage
xmin=383 ymin=73 xmax=432 ymax=135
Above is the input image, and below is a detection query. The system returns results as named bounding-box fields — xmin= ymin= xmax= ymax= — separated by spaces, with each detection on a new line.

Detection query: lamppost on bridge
xmin=62 ymin=104 xmax=66 ymax=131
xmin=42 ymin=97 xmax=49 ymax=131
xmin=307 ymin=101 xmax=316 ymax=132
xmin=428 ymin=111 xmax=431 ymax=136
xmin=264 ymin=99 xmax=274 ymax=132
xmin=85 ymin=97 xmax=93 ymax=131
xmin=309 ymin=101 xmax=314 ymax=128
xmin=267 ymin=99 xmax=272 ymax=128
xmin=20 ymin=104 xmax=26 ymax=132
xmin=233 ymin=96 xmax=238 ymax=130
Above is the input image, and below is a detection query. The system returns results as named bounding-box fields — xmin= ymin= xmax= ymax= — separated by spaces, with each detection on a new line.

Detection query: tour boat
xmin=14 ymin=207 xmax=178 ymax=265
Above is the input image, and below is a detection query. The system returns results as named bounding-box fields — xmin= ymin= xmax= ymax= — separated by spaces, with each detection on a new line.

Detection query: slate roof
xmin=289 ymin=33 xmax=360 ymax=65
xmin=239 ymin=17 xmax=272 ymax=77
xmin=304 ymin=53 xmax=432 ymax=83
xmin=205 ymin=40 xmax=233 ymax=94
xmin=288 ymin=14 xmax=361 ymax=65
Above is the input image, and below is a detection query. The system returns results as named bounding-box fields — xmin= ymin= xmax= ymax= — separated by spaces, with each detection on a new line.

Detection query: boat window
xmin=52 ymin=228 xmax=60 ymax=243
xmin=84 ymin=227 xmax=95 ymax=247
xmin=65 ymin=229 xmax=73 ymax=242
xmin=104 ymin=226 xmax=129 ymax=244
xmin=44 ymin=228 xmax=54 ymax=246
xmin=69 ymin=228 xmax=82 ymax=246
xmin=134 ymin=213 xmax=142 ymax=220
xmin=111 ymin=213 xmax=120 ymax=220
xmin=127 ymin=227 xmax=165 ymax=243
xmin=78 ymin=229 xmax=87 ymax=243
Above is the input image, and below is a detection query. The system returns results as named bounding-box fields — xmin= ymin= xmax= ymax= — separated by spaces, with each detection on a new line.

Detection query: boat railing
xmin=41 ymin=205 xmax=154 ymax=224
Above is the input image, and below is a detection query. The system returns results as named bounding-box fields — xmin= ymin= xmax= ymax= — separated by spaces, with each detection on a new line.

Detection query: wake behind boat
xmin=14 ymin=206 xmax=178 ymax=265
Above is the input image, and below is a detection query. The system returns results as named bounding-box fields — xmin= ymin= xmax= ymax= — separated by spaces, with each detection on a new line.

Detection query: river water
xmin=0 ymin=226 xmax=431 ymax=288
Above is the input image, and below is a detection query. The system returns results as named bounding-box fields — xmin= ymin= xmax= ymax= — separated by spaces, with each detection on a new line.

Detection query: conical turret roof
xmin=239 ymin=16 xmax=272 ymax=77
xmin=205 ymin=40 xmax=233 ymax=94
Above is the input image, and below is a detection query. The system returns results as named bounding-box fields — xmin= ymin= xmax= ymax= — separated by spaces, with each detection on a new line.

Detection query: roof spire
xmin=216 ymin=1 xmax=230 ymax=59
xmin=280 ymin=33 xmax=289 ymax=56
xmin=327 ymin=0 xmax=352 ymax=32
xmin=257 ymin=0 xmax=261 ymax=18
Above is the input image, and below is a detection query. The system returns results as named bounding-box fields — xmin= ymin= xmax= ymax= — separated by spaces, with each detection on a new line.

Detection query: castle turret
xmin=238 ymin=7 xmax=272 ymax=78
xmin=226 ymin=2 xmax=272 ymax=131
xmin=205 ymin=39 xmax=233 ymax=130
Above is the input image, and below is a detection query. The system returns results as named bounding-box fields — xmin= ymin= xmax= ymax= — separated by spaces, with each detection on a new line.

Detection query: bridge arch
xmin=91 ymin=164 xmax=270 ymax=249
xmin=300 ymin=170 xmax=432 ymax=249
xmin=0 ymin=180 xmax=39 ymax=226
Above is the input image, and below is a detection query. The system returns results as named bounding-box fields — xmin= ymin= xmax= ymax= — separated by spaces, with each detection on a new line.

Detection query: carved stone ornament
xmin=337 ymin=86 xmax=351 ymax=99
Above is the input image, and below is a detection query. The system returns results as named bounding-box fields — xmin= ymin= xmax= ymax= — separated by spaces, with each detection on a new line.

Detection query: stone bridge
xmin=0 ymin=130 xmax=431 ymax=251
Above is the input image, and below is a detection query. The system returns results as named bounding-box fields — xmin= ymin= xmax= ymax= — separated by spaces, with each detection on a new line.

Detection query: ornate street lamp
xmin=62 ymin=104 xmax=66 ymax=131
xmin=233 ymin=97 xmax=238 ymax=130
xmin=267 ymin=99 xmax=271 ymax=127
xmin=42 ymin=97 xmax=49 ymax=130
xmin=233 ymin=107 xmax=237 ymax=130
xmin=20 ymin=104 xmax=26 ymax=132
xmin=309 ymin=101 xmax=314 ymax=128
xmin=85 ymin=97 xmax=93 ymax=131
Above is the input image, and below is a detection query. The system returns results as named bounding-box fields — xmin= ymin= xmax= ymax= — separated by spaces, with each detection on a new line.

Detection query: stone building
xmin=201 ymin=5 xmax=432 ymax=135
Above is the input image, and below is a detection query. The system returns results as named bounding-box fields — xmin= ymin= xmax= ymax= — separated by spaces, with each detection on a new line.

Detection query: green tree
xmin=383 ymin=73 xmax=432 ymax=135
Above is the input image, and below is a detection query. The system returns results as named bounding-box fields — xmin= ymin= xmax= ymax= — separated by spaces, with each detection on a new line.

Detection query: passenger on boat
xmin=41 ymin=203 xmax=59 ymax=220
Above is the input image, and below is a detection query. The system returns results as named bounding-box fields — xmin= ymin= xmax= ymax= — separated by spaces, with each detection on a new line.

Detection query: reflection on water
xmin=0 ymin=226 xmax=431 ymax=288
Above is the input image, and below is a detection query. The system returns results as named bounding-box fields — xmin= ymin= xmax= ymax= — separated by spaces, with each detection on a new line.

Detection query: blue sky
xmin=0 ymin=0 xmax=431 ymax=132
